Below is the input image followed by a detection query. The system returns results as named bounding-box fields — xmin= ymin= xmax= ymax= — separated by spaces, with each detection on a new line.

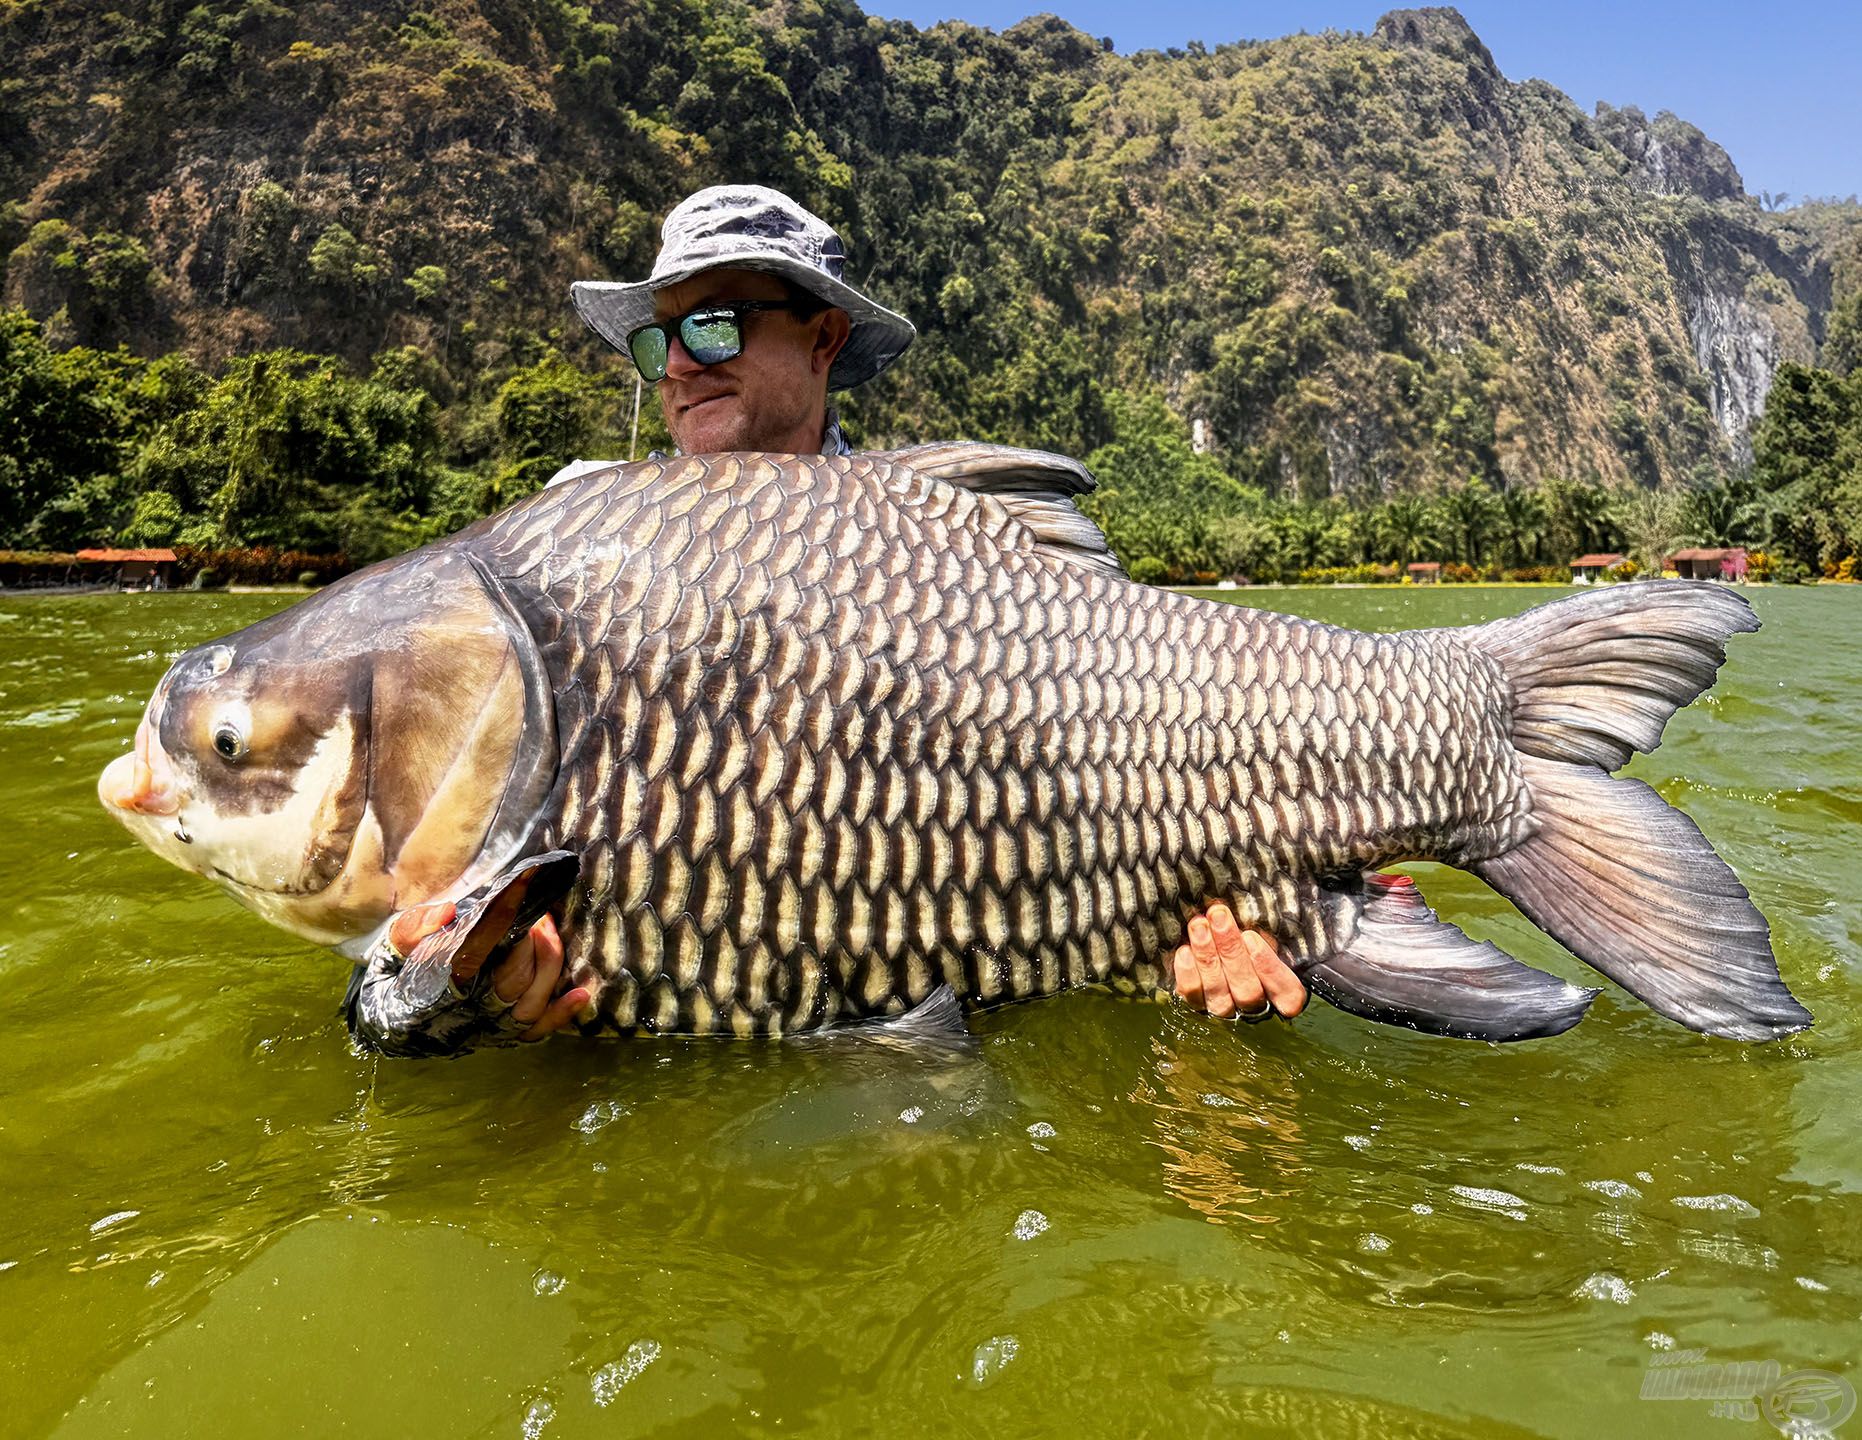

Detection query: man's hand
xmin=388 ymin=904 xmax=589 ymax=1042
xmin=1172 ymin=903 xmax=1307 ymax=1022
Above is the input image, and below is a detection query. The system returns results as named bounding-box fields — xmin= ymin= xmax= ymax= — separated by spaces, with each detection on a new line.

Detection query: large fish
xmin=98 ymin=444 xmax=1810 ymax=1049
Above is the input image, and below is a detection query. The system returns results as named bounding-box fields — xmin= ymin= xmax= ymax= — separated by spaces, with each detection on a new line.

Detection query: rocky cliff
xmin=2 ymin=0 xmax=1855 ymax=496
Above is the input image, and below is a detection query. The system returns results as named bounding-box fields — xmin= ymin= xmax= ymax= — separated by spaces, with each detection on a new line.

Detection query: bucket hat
xmin=571 ymin=185 xmax=916 ymax=392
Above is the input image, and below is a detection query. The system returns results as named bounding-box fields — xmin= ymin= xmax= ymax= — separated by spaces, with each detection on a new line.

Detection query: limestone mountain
xmin=3 ymin=0 xmax=1856 ymax=499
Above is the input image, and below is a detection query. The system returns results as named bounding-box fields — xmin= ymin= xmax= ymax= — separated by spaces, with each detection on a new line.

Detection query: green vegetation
xmin=1 ymin=2 xmax=1858 ymax=577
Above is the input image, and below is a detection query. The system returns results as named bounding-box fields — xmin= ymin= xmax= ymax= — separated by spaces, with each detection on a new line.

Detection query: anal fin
xmin=1309 ymin=875 xmax=1598 ymax=1042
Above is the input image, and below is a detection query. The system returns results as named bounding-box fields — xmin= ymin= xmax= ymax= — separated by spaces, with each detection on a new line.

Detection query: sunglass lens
xmin=681 ymin=311 xmax=743 ymax=366
xmin=629 ymin=327 xmax=669 ymax=381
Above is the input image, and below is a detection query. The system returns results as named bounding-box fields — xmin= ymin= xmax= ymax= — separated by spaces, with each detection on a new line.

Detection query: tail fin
xmin=1465 ymin=582 xmax=1810 ymax=1041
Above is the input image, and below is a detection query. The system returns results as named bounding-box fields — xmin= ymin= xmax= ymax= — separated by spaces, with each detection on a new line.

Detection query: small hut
xmin=1405 ymin=562 xmax=1441 ymax=585
xmin=1665 ymin=547 xmax=1748 ymax=582
xmin=1570 ymin=553 xmax=1626 ymax=584
xmin=77 ymin=548 xmax=178 ymax=591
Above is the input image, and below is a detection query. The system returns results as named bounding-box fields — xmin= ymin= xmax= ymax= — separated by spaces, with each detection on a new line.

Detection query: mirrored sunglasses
xmin=626 ymin=300 xmax=804 ymax=382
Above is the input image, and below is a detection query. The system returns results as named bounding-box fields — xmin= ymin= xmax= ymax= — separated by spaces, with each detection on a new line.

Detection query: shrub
xmin=1129 ymin=555 xmax=1169 ymax=586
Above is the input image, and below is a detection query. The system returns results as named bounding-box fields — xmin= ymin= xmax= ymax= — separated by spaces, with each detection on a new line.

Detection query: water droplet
xmin=574 ymin=1100 xmax=627 ymax=1135
xmin=1672 ymin=1193 xmax=1759 ymax=1217
xmin=1574 ymin=1272 xmax=1635 ymax=1303
xmin=899 ymin=1106 xmax=924 ymax=1125
xmin=1012 ymin=1209 xmax=1049 ymax=1241
xmin=1647 ymin=1332 xmax=1677 ymax=1351
xmin=1345 ymin=1134 xmax=1372 ymax=1151
xmin=533 ymin=1269 xmax=566 ymax=1297
xmin=970 ymin=1335 xmax=1019 ymax=1385
xmin=1410 ymin=1202 xmax=1433 ymax=1216
xmin=1448 ymin=1185 xmax=1527 ymax=1220
xmin=521 ymin=1395 xmax=556 ymax=1438
xmin=590 ymin=1341 xmax=660 ymax=1405
xmin=1026 ymin=1122 xmax=1056 ymax=1139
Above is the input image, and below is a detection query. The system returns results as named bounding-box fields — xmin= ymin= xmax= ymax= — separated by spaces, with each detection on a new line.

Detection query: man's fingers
xmin=1206 ymin=904 xmax=1269 ymax=1015
xmin=508 ymin=914 xmax=564 ymax=1023
xmin=1187 ymin=916 xmax=1237 ymax=1019
xmin=1242 ymin=929 xmax=1308 ymax=1017
xmin=390 ymin=900 xmax=456 ymax=956
xmin=1172 ymin=945 xmax=1205 ymax=1009
xmin=520 ymin=986 xmax=591 ymax=1043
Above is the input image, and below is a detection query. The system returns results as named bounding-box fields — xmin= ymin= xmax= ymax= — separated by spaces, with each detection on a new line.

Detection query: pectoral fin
xmin=1309 ymin=875 xmax=1597 ymax=1042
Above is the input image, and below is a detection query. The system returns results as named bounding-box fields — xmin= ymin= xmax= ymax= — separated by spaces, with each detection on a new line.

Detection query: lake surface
xmin=1 ymin=585 xmax=1856 ymax=1438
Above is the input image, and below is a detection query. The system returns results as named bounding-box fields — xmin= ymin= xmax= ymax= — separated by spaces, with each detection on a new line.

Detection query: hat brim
xmin=572 ymin=254 xmax=915 ymax=392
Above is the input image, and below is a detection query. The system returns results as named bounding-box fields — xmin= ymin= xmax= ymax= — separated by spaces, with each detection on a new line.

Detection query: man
xmin=370 ymin=185 xmax=1306 ymax=1048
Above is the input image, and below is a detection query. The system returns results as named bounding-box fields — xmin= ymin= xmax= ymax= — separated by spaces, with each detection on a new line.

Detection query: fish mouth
xmin=99 ymin=718 xmax=182 ymax=817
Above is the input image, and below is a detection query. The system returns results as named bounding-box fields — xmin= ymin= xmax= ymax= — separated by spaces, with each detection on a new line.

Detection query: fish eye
xmin=213 ymin=725 xmax=247 ymax=762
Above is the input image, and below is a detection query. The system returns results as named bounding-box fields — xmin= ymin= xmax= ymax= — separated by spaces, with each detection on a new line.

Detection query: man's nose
xmin=662 ymin=331 xmax=706 ymax=379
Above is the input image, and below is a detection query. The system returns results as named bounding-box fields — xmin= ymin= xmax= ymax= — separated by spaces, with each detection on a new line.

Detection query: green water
xmin=1 ymin=586 xmax=1857 ymax=1439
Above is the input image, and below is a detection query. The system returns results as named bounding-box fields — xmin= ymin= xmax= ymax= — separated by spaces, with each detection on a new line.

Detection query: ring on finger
xmin=1237 ymin=1000 xmax=1273 ymax=1023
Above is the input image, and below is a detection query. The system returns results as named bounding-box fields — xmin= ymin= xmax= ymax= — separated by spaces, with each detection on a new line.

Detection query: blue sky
xmin=866 ymin=1 xmax=1861 ymax=203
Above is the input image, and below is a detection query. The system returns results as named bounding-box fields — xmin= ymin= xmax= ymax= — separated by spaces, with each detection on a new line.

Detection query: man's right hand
xmin=387 ymin=904 xmax=589 ymax=1042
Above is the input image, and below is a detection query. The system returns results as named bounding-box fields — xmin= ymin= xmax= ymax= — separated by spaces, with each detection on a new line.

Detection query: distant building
xmin=77 ymin=548 xmax=178 ymax=590
xmin=1570 ymin=553 xmax=1627 ymax=584
xmin=1665 ymin=547 xmax=1748 ymax=581
xmin=1406 ymin=562 xmax=1441 ymax=584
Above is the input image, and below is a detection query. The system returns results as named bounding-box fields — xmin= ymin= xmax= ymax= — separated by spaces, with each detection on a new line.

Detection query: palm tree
xmin=1496 ymin=485 xmax=1547 ymax=567
xmin=1440 ymin=476 xmax=1500 ymax=566
xmin=1375 ymin=496 xmax=1438 ymax=566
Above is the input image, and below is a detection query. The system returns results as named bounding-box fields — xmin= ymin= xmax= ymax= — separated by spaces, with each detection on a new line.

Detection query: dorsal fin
xmin=879 ymin=441 xmax=1126 ymax=578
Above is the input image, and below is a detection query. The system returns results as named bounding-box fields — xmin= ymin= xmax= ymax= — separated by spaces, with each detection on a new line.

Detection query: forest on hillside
xmin=2 ymin=0 xmax=1860 ymax=580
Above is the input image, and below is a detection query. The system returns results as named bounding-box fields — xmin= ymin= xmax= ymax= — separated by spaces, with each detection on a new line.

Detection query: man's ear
xmin=812 ymin=307 xmax=852 ymax=377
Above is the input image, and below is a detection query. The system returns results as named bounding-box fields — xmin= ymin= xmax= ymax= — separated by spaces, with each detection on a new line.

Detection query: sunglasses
xmin=625 ymin=300 xmax=810 ymax=382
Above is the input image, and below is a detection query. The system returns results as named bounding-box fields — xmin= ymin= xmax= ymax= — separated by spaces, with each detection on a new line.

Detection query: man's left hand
xmin=1171 ymin=904 xmax=1307 ymax=1021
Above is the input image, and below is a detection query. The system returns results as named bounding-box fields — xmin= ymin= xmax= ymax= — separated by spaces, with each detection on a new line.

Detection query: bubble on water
xmin=1012 ymin=1209 xmax=1049 ymax=1241
xmin=1026 ymin=1121 xmax=1056 ymax=1139
xmin=1515 ymin=1161 xmax=1564 ymax=1175
xmin=533 ymin=1269 xmax=566 ymax=1297
xmin=89 ymin=1210 xmax=139 ymax=1234
xmin=1673 ymin=1193 xmax=1759 ymax=1217
xmin=1678 ymin=1234 xmax=1778 ymax=1271
xmin=1345 ymin=1135 xmax=1372 ymax=1152
xmin=1584 ymin=1179 xmax=1643 ymax=1200
xmin=521 ymin=1395 xmax=556 ymax=1438
xmin=1198 ymin=1092 xmax=1238 ymax=1108
xmin=1795 ymin=1276 xmax=1830 ymax=1292
xmin=1574 ymin=1272 xmax=1635 ymax=1304
xmin=590 ymin=1341 xmax=660 ymax=1405
xmin=0 ymin=1260 xmax=17 ymax=1273
xmin=1449 ymin=1186 xmax=1527 ymax=1221
xmin=1647 ymin=1332 xmax=1677 ymax=1351
xmin=1357 ymin=1233 xmax=1391 ymax=1254
xmin=970 ymin=1335 xmax=1019 ymax=1385
xmin=1410 ymin=1203 xmax=1433 ymax=1216
xmin=1636 ymin=1171 xmax=1654 ymax=1184
xmin=899 ymin=1106 xmax=924 ymax=1125
xmin=8 ymin=703 xmax=81 ymax=729
xmin=574 ymin=1100 xmax=627 ymax=1135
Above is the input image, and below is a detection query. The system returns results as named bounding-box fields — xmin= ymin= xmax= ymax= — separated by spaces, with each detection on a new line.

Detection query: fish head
xmin=99 ymin=551 xmax=558 ymax=950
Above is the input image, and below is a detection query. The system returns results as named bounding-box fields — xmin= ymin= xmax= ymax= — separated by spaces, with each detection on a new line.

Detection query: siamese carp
xmin=98 ymin=443 xmax=1810 ymax=1050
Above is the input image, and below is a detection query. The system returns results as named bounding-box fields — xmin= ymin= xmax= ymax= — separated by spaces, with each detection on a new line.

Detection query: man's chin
xmin=674 ymin=397 xmax=747 ymax=454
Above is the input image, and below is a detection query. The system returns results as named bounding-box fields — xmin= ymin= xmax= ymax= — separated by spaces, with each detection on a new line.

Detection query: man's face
xmin=652 ymin=267 xmax=846 ymax=455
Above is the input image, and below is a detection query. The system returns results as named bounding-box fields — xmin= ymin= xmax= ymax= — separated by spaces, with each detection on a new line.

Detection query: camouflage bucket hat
xmin=571 ymin=184 xmax=917 ymax=393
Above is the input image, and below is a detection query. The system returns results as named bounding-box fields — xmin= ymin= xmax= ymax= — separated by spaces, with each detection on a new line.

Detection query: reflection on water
xmin=2 ymin=587 xmax=1859 ymax=1438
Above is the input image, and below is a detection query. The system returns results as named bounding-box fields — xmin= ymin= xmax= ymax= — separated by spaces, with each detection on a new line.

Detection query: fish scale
xmin=477 ymin=451 xmax=1523 ymax=1038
